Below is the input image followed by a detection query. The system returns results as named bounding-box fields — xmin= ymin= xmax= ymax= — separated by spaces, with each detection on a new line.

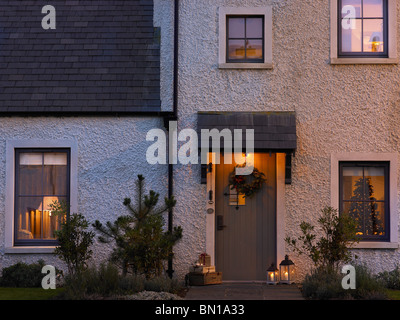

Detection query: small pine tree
xmin=93 ymin=175 xmax=182 ymax=279
xmin=347 ymin=177 xmax=383 ymax=237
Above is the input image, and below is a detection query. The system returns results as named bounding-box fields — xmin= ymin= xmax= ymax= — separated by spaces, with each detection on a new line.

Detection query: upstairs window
xmin=226 ymin=16 xmax=264 ymax=63
xmin=339 ymin=0 xmax=388 ymax=57
xmin=218 ymin=7 xmax=273 ymax=69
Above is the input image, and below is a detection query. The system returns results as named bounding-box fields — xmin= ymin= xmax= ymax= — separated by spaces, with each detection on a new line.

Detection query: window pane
xmin=44 ymin=153 xmax=67 ymax=165
xmin=20 ymin=153 xmax=42 ymax=165
xmin=18 ymin=165 xmax=43 ymax=196
xmin=246 ymin=40 xmax=263 ymax=60
xmin=343 ymin=201 xmax=364 ymax=235
xmin=16 ymin=197 xmax=42 ymax=240
xmin=363 ymin=0 xmax=383 ymax=18
xmin=363 ymin=19 xmax=384 ymax=52
xmin=43 ymin=196 xmax=66 ymax=240
xmin=18 ymin=153 xmax=43 ymax=195
xmin=341 ymin=0 xmax=362 ymax=18
xmin=341 ymin=19 xmax=362 ymax=52
xmin=342 ymin=167 xmax=363 ymax=200
xmin=43 ymin=163 xmax=68 ymax=195
xmin=364 ymin=202 xmax=386 ymax=236
xmin=364 ymin=167 xmax=385 ymax=200
xmin=246 ymin=17 xmax=263 ymax=38
xmin=228 ymin=18 xmax=245 ymax=38
xmin=228 ymin=40 xmax=246 ymax=60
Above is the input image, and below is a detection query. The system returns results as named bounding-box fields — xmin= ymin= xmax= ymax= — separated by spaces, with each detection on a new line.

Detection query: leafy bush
xmin=51 ymin=201 xmax=95 ymax=276
xmin=60 ymin=262 xmax=183 ymax=300
xmin=378 ymin=266 xmax=400 ymax=290
xmin=302 ymin=268 xmax=344 ymax=300
xmin=301 ymin=263 xmax=387 ymax=300
xmin=0 ymin=260 xmax=46 ymax=288
xmin=61 ymin=263 xmax=121 ymax=299
xmin=351 ymin=264 xmax=387 ymax=300
xmin=286 ymin=206 xmax=358 ymax=273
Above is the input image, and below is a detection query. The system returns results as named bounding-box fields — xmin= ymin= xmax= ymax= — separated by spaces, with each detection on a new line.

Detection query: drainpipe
xmin=165 ymin=0 xmax=179 ymax=279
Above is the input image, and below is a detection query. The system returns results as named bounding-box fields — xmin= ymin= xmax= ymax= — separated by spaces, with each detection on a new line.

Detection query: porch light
xmin=266 ymin=264 xmax=279 ymax=285
xmin=279 ymin=255 xmax=295 ymax=284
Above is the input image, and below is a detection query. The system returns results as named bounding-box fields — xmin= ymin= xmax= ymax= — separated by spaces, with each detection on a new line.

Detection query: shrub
xmin=51 ymin=201 xmax=95 ymax=276
xmin=60 ymin=262 xmax=184 ymax=300
xmin=302 ymin=268 xmax=345 ymax=300
xmin=378 ymin=266 xmax=400 ymax=290
xmin=61 ymin=263 xmax=121 ymax=299
xmin=0 ymin=260 xmax=46 ymax=288
xmin=286 ymin=206 xmax=358 ymax=273
xmin=351 ymin=264 xmax=387 ymax=300
xmin=301 ymin=263 xmax=387 ymax=300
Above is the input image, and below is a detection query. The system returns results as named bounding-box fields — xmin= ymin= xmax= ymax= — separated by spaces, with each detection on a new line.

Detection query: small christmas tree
xmin=93 ymin=175 xmax=182 ymax=279
xmin=347 ymin=177 xmax=383 ymax=237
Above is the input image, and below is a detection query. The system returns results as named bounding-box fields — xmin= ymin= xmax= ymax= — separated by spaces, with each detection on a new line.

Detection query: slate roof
xmin=0 ymin=0 xmax=161 ymax=114
xmin=197 ymin=112 xmax=297 ymax=151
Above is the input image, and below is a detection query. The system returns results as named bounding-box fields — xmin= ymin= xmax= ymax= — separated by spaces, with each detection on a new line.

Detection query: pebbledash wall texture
xmin=156 ymin=0 xmax=400 ymax=280
xmin=1 ymin=0 xmax=400 ymax=283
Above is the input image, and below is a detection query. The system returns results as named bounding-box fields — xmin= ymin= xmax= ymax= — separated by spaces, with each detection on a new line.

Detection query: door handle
xmin=217 ymin=215 xmax=227 ymax=231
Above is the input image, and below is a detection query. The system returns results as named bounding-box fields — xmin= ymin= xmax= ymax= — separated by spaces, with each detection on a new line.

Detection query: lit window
xmin=218 ymin=7 xmax=273 ymax=69
xmin=339 ymin=162 xmax=389 ymax=241
xmin=339 ymin=0 xmax=388 ymax=57
xmin=14 ymin=149 xmax=70 ymax=246
xmin=226 ymin=16 xmax=264 ymax=63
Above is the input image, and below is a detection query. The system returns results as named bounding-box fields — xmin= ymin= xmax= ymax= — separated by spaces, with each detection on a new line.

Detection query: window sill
xmin=330 ymin=57 xmax=399 ymax=65
xmin=5 ymin=246 xmax=56 ymax=254
xmin=352 ymin=242 xmax=398 ymax=249
xmin=218 ymin=63 xmax=273 ymax=70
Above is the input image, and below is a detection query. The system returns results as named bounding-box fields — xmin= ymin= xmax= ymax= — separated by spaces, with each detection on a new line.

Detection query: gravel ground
xmin=120 ymin=291 xmax=183 ymax=300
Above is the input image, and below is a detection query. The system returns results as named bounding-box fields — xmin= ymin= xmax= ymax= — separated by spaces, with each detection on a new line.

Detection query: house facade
xmin=1 ymin=0 xmax=400 ymax=282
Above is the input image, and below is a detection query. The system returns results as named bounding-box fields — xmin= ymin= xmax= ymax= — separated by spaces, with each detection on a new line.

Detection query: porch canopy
xmin=197 ymin=111 xmax=297 ymax=152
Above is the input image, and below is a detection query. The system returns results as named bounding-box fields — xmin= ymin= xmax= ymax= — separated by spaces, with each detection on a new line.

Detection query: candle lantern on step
xmin=266 ymin=264 xmax=279 ymax=285
xmin=279 ymin=255 xmax=295 ymax=284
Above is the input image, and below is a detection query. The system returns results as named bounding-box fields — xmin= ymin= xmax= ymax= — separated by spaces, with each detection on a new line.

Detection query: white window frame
xmin=4 ymin=140 xmax=78 ymax=253
xmin=218 ymin=7 xmax=273 ymax=69
xmin=331 ymin=152 xmax=398 ymax=249
xmin=330 ymin=0 xmax=398 ymax=65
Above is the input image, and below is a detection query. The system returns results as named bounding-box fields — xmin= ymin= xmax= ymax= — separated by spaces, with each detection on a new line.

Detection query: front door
xmin=215 ymin=153 xmax=276 ymax=281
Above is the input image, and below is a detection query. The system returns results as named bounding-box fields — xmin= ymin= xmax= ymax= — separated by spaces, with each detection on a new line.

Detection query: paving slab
xmin=184 ymin=282 xmax=304 ymax=300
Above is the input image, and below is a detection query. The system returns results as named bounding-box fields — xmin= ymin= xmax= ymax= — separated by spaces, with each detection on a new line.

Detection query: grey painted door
xmin=215 ymin=153 xmax=276 ymax=281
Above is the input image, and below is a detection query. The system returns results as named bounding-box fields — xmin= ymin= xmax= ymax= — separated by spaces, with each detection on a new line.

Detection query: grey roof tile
xmin=0 ymin=0 xmax=161 ymax=114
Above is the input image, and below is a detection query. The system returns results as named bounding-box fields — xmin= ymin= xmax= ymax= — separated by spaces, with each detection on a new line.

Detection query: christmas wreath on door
xmin=229 ymin=166 xmax=266 ymax=198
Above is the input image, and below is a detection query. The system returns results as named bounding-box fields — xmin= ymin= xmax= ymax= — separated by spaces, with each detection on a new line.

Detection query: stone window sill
xmin=5 ymin=247 xmax=56 ymax=254
xmin=331 ymin=58 xmax=399 ymax=65
xmin=218 ymin=63 xmax=273 ymax=70
xmin=352 ymin=242 xmax=398 ymax=249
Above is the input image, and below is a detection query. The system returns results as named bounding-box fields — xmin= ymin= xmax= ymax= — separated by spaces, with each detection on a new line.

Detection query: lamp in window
xmin=279 ymin=255 xmax=295 ymax=284
xmin=267 ymin=264 xmax=279 ymax=285
xmin=369 ymin=32 xmax=383 ymax=52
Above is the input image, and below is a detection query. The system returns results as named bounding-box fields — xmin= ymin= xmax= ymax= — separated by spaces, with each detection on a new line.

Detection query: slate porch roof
xmin=197 ymin=112 xmax=297 ymax=151
xmin=0 ymin=0 xmax=161 ymax=114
